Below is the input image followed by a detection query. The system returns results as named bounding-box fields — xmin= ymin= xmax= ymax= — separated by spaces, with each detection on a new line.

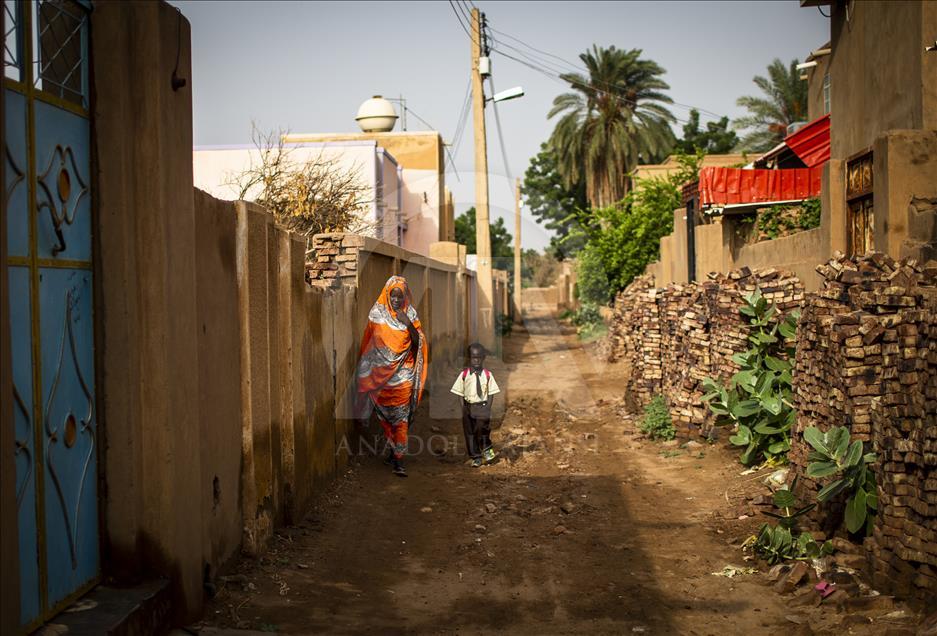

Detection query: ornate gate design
xmin=4 ymin=0 xmax=98 ymax=628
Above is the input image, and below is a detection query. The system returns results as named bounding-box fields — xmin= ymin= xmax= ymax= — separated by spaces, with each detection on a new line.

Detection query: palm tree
xmin=548 ymin=46 xmax=675 ymax=209
xmin=733 ymin=59 xmax=808 ymax=153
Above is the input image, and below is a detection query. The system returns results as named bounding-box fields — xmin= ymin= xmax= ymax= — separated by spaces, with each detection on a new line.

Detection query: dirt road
xmin=197 ymin=311 xmax=910 ymax=635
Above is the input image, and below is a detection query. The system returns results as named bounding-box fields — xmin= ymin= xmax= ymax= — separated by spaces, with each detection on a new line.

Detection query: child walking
xmin=450 ymin=343 xmax=501 ymax=467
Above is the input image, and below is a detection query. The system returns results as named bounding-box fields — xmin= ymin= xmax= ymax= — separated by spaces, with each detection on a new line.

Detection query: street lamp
xmin=488 ymin=86 xmax=525 ymax=103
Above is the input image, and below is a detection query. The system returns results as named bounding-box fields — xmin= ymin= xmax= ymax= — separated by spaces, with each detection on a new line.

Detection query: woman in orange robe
xmin=356 ymin=276 xmax=428 ymax=477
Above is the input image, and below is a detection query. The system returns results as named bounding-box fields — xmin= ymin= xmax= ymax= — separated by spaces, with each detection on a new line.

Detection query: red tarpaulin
xmin=785 ymin=113 xmax=830 ymax=168
xmin=698 ymin=165 xmax=823 ymax=207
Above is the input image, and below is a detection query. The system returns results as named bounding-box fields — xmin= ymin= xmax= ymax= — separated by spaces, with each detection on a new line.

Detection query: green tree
xmin=549 ymin=45 xmax=675 ymax=208
xmin=454 ymin=207 xmax=514 ymax=260
xmin=733 ymin=59 xmax=808 ymax=153
xmin=677 ymin=109 xmax=738 ymax=154
xmin=521 ymin=143 xmax=589 ymax=259
xmin=577 ymin=151 xmax=702 ymax=293
xmin=521 ymin=248 xmax=561 ymax=288
xmin=576 ymin=247 xmax=610 ymax=305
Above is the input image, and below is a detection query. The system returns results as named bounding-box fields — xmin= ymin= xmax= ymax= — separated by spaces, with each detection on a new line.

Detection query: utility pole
xmin=470 ymin=7 xmax=495 ymax=351
xmin=513 ymin=177 xmax=522 ymax=324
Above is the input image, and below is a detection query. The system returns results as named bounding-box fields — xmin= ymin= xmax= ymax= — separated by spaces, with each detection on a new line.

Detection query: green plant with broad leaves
xmin=751 ymin=524 xmax=833 ymax=565
xmin=761 ymin=477 xmax=816 ymax=529
xmin=748 ymin=476 xmax=831 ymax=564
xmin=804 ymin=425 xmax=878 ymax=535
xmin=702 ymin=288 xmax=799 ymax=466
xmin=639 ymin=395 xmax=676 ymax=441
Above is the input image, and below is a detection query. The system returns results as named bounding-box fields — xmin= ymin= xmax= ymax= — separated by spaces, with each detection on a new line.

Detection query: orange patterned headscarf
xmin=356 ymin=276 xmax=429 ymax=421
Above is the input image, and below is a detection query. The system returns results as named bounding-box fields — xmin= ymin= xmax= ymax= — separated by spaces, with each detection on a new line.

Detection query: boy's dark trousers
xmin=462 ymin=401 xmax=492 ymax=459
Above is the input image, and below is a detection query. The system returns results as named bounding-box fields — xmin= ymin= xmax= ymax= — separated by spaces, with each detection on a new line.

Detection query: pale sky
xmin=173 ymin=1 xmax=829 ymax=251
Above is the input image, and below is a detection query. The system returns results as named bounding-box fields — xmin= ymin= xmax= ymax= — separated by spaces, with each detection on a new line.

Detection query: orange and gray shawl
xmin=356 ymin=276 xmax=428 ymax=423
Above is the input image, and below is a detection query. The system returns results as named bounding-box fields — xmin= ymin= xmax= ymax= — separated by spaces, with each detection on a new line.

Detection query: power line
xmin=487 ymin=75 xmax=515 ymax=202
xmin=491 ymin=47 xmax=697 ymax=128
xmin=447 ymin=0 xmax=471 ymax=38
xmin=488 ymin=26 xmax=583 ymax=75
xmin=487 ymin=24 xmax=726 ymax=121
xmin=456 ymin=0 xmax=473 ymax=28
xmin=402 ymin=101 xmax=463 ymax=182
xmin=451 ymin=79 xmax=473 ymax=157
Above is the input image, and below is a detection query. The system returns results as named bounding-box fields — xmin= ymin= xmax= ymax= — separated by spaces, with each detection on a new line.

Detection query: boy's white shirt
xmin=450 ymin=368 xmax=501 ymax=403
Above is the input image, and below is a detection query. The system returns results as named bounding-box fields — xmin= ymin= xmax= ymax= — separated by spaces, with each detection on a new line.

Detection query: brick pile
xmin=305 ymin=233 xmax=364 ymax=288
xmin=789 ymin=252 xmax=937 ymax=602
xmin=609 ymin=252 xmax=936 ymax=600
xmin=607 ymin=267 xmax=804 ymax=437
xmin=707 ymin=268 xmax=804 ymax=381
xmin=658 ymin=283 xmax=711 ymax=433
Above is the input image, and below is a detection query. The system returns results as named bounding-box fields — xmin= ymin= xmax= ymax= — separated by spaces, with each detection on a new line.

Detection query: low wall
xmin=670 ymin=219 xmax=826 ymax=293
xmin=522 ymin=286 xmax=558 ymax=309
xmin=733 ymin=227 xmax=825 ymax=292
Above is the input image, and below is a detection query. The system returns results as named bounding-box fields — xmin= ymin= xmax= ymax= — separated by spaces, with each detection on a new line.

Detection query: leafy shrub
xmin=761 ymin=477 xmax=816 ymax=529
xmin=570 ymin=151 xmax=703 ymax=295
xmin=756 ymin=197 xmax=822 ymax=241
xmin=751 ymin=524 xmax=833 ymax=565
xmin=702 ymin=288 xmax=799 ymax=466
xmin=639 ymin=395 xmax=676 ymax=441
xmin=575 ymin=247 xmax=611 ymax=305
xmin=749 ymin=477 xmax=831 ymax=564
xmin=571 ymin=303 xmax=605 ymax=340
xmin=804 ymin=425 xmax=878 ymax=535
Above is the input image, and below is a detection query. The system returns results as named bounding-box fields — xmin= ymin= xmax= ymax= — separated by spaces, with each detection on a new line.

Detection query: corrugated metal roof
xmin=698 ymin=165 xmax=823 ymax=207
xmin=784 ymin=113 xmax=830 ymax=168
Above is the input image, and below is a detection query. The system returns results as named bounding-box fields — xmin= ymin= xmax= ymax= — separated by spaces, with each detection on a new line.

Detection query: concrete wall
xmin=671 ymin=207 xmax=689 ymax=284
xmin=805 ymin=47 xmax=831 ymax=123
xmin=873 ymin=130 xmax=937 ymax=262
xmin=194 ymin=190 xmax=243 ymax=578
xmin=522 ymin=287 xmax=558 ymax=309
xmin=733 ymin=228 xmax=825 ymax=292
xmin=92 ymin=0 xmax=204 ymax=622
xmin=827 ymin=1 xmax=935 ymax=160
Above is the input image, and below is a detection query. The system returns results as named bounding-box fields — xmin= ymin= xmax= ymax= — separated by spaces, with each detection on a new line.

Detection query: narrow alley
xmin=195 ymin=311 xmax=897 ymax=635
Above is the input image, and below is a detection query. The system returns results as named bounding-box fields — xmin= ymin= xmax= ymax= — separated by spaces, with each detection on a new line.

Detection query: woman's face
xmin=389 ymin=287 xmax=405 ymax=311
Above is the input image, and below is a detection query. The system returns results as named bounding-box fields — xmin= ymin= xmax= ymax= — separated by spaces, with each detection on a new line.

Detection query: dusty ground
xmin=194 ymin=310 xmax=926 ymax=636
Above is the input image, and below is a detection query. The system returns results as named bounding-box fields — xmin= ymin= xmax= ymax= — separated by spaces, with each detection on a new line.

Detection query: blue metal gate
xmin=4 ymin=0 xmax=98 ymax=629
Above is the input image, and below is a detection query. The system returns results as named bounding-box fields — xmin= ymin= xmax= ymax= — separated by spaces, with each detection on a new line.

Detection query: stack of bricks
xmin=607 ymin=275 xmax=662 ymax=408
xmin=707 ymin=267 xmax=805 ymax=381
xmin=658 ymin=283 xmax=711 ymax=434
xmin=608 ymin=267 xmax=803 ymax=437
xmin=607 ymin=274 xmax=653 ymax=363
xmin=790 ymin=252 xmax=937 ymax=602
xmin=305 ymin=233 xmax=364 ymax=288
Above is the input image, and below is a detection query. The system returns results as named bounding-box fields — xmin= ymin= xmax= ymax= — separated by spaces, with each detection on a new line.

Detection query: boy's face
xmin=469 ymin=348 xmax=485 ymax=370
